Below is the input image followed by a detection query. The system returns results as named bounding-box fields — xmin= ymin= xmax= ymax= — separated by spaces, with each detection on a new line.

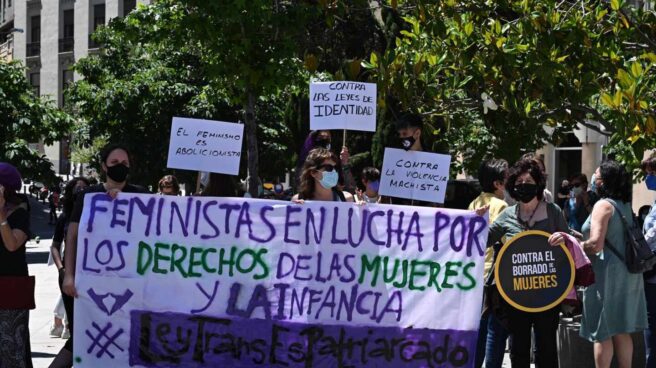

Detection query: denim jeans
xmin=645 ymin=282 xmax=656 ymax=368
xmin=485 ymin=313 xmax=509 ymax=368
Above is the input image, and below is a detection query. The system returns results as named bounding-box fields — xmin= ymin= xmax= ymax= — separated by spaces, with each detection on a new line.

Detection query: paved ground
xmin=25 ymin=195 xmax=67 ymax=368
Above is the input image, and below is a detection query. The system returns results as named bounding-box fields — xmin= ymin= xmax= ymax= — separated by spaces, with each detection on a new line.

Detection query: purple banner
xmin=129 ymin=310 xmax=476 ymax=368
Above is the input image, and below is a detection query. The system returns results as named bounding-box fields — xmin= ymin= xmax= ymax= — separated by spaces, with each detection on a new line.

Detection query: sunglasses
xmin=317 ymin=164 xmax=336 ymax=172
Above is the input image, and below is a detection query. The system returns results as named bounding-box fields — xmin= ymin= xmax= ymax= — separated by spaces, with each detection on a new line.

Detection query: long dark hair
xmin=201 ymin=173 xmax=237 ymax=197
xmin=63 ymin=177 xmax=90 ymax=217
xmin=599 ymin=160 xmax=632 ymax=202
xmin=299 ymin=148 xmax=336 ymax=200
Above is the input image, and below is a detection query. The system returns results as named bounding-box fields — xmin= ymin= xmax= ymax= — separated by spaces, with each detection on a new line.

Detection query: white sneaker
xmin=50 ymin=324 xmax=64 ymax=337
xmin=61 ymin=327 xmax=70 ymax=339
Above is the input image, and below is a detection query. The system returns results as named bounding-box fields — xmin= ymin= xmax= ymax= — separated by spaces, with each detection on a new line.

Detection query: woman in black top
xmin=49 ymin=177 xmax=89 ymax=368
xmin=0 ymin=162 xmax=32 ymax=368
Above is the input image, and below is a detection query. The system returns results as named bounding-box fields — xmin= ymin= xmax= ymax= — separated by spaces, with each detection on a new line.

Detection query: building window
xmin=93 ymin=4 xmax=106 ymax=30
xmin=123 ymin=0 xmax=136 ymax=16
xmin=27 ymin=15 xmax=40 ymax=57
xmin=89 ymin=3 xmax=105 ymax=48
xmin=59 ymin=9 xmax=74 ymax=53
xmin=30 ymin=72 xmax=40 ymax=96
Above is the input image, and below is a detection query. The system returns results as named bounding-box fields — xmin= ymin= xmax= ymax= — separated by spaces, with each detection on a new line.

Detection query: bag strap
xmin=601 ymin=199 xmax=629 ymax=262
xmin=603 ymin=199 xmax=632 ymax=230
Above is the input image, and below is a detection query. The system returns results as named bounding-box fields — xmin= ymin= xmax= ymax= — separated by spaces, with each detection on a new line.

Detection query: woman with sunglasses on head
xmin=292 ymin=148 xmax=354 ymax=203
xmin=158 ymin=175 xmax=180 ymax=196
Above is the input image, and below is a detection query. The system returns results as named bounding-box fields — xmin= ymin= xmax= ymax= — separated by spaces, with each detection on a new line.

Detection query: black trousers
xmin=59 ymin=269 xmax=74 ymax=352
xmin=507 ymin=306 xmax=560 ymax=368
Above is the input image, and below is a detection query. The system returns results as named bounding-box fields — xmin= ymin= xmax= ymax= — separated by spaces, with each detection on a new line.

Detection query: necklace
xmin=517 ymin=201 xmax=541 ymax=230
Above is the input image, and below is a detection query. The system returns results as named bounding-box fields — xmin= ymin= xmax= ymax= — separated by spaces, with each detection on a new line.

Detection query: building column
xmin=73 ymin=0 xmax=89 ymax=81
xmin=107 ymin=0 xmax=120 ymax=21
xmin=581 ymin=143 xmax=598 ymax=181
xmin=13 ymin=0 xmax=25 ymax=60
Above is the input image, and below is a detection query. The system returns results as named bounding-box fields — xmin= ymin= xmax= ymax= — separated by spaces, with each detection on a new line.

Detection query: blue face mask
xmin=319 ymin=170 xmax=339 ymax=189
xmin=590 ymin=174 xmax=596 ymax=193
xmin=646 ymin=174 xmax=656 ymax=191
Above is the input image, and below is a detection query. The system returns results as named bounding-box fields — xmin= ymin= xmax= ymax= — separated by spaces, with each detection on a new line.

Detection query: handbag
xmin=603 ymin=200 xmax=656 ymax=274
xmin=0 ymin=276 xmax=36 ymax=309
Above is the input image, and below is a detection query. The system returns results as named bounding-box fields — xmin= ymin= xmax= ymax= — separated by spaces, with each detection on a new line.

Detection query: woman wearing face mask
xmin=61 ymin=144 xmax=149 ymax=356
xmin=356 ymin=167 xmax=381 ymax=204
xmin=297 ymin=130 xmax=354 ymax=193
xmin=48 ymin=177 xmax=89 ymax=368
xmin=579 ymin=161 xmax=647 ymax=368
xmin=292 ymin=148 xmax=354 ymax=203
xmin=486 ymin=158 xmax=570 ymax=368
xmin=564 ymin=173 xmax=590 ymax=233
xmin=641 ymin=156 xmax=656 ymax=367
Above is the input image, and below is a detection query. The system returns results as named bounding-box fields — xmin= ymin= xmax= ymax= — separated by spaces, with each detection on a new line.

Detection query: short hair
xmin=361 ymin=167 xmax=380 ymax=182
xmin=642 ymin=154 xmax=656 ymax=173
xmin=506 ymin=158 xmax=547 ymax=201
xmin=99 ymin=143 xmax=131 ymax=165
xmin=599 ymin=160 xmax=632 ymax=202
xmin=158 ymin=175 xmax=180 ymax=194
xmin=394 ymin=112 xmax=423 ymax=130
xmin=478 ymin=159 xmax=508 ymax=193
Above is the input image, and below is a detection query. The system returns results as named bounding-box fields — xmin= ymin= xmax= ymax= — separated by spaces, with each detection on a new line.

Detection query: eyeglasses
xmin=317 ymin=164 xmax=336 ymax=172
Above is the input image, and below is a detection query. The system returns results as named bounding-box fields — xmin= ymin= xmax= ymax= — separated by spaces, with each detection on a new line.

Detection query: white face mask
xmin=572 ymin=187 xmax=583 ymax=196
xmin=319 ymin=171 xmax=339 ymax=189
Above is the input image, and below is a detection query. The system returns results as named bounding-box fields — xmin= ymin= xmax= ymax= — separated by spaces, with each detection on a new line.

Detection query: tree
xmin=365 ymin=0 xmax=656 ymax=174
xmin=0 ymin=61 xmax=74 ymax=184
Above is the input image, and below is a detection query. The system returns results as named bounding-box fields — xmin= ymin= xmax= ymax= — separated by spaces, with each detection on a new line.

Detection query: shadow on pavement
xmin=31 ymin=352 xmax=57 ymax=358
xmin=26 ymin=195 xmax=55 ymax=240
xmin=26 ymin=251 xmax=50 ymax=264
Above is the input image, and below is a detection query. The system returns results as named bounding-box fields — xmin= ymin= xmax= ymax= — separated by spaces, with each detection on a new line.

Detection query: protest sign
xmin=167 ymin=117 xmax=244 ymax=175
xmin=494 ymin=230 xmax=574 ymax=313
xmin=378 ymin=148 xmax=452 ymax=204
xmin=74 ymin=193 xmax=488 ymax=367
xmin=309 ymin=81 xmax=377 ymax=132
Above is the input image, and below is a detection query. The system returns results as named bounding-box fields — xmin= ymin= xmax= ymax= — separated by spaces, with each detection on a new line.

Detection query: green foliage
xmin=0 ymin=61 xmax=74 ymax=184
xmin=365 ymin=0 xmax=656 ymax=175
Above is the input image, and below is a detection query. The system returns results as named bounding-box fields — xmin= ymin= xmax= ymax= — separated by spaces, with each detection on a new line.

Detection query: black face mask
xmin=514 ymin=183 xmax=538 ymax=203
xmin=400 ymin=136 xmax=416 ymax=151
xmin=106 ymin=163 xmax=129 ymax=182
xmin=315 ymin=138 xmax=331 ymax=150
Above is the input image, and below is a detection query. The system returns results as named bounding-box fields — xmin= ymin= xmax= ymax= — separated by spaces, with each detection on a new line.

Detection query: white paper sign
xmin=166 ymin=117 xmax=244 ymax=174
xmin=309 ymin=81 xmax=377 ymax=131
xmin=379 ymin=148 xmax=452 ymax=204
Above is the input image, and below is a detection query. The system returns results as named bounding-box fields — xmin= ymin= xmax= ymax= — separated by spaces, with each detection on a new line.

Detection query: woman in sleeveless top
xmin=292 ymin=148 xmax=354 ymax=203
xmin=580 ymin=161 xmax=647 ymax=368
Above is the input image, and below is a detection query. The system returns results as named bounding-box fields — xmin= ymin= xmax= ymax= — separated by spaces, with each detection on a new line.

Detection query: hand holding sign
xmin=378 ymin=148 xmax=451 ymax=204
xmin=166 ymin=117 xmax=244 ymax=175
xmin=309 ymin=81 xmax=377 ymax=132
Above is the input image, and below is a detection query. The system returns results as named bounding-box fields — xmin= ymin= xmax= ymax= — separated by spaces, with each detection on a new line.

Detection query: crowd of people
xmin=2 ymin=112 xmax=656 ymax=368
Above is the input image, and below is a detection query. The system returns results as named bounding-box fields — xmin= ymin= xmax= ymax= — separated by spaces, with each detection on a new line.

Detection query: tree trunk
xmin=244 ymin=90 xmax=260 ymax=198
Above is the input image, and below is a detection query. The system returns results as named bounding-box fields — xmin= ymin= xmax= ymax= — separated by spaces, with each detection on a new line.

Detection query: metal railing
xmin=59 ymin=37 xmax=74 ymax=53
xmin=26 ymin=41 xmax=40 ymax=57
xmin=0 ymin=39 xmax=12 ymax=61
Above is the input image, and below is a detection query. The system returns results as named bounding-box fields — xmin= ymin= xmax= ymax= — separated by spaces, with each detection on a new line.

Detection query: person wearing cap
xmin=0 ymin=162 xmax=33 ymax=368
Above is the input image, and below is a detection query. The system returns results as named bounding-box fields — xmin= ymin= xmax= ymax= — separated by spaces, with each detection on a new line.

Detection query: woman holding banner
xmin=292 ymin=148 xmax=354 ymax=203
xmin=579 ymin=161 xmax=647 ymax=368
xmin=297 ymin=130 xmax=354 ymax=193
xmin=486 ymin=157 xmax=570 ymax=368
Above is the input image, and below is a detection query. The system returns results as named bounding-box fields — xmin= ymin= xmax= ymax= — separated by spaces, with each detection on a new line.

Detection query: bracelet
xmin=0 ymin=221 xmax=7 ymax=226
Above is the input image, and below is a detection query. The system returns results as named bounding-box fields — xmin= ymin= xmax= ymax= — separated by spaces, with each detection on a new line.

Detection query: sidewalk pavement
xmin=26 ymin=196 xmax=66 ymax=368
